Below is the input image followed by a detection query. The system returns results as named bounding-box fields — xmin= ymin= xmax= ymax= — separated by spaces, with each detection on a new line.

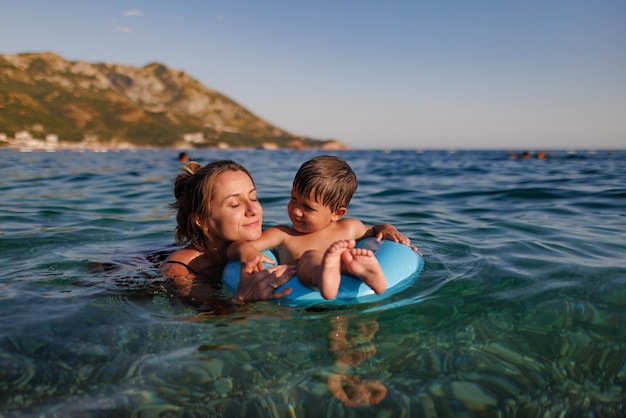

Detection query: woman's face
xmin=207 ymin=170 xmax=263 ymax=243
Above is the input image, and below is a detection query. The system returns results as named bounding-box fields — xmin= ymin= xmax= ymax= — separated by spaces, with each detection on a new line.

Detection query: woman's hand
xmin=231 ymin=257 xmax=295 ymax=303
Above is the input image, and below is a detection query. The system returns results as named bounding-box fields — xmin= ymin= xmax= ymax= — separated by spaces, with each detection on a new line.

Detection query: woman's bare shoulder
xmin=161 ymin=246 xmax=204 ymax=277
xmin=166 ymin=246 xmax=202 ymax=262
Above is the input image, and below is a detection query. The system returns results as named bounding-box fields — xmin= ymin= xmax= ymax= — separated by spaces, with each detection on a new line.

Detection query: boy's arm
xmin=371 ymin=223 xmax=418 ymax=252
xmin=226 ymin=226 xmax=288 ymax=269
xmin=227 ymin=241 xmax=268 ymax=271
xmin=371 ymin=223 xmax=408 ymax=243
xmin=346 ymin=218 xmax=417 ymax=251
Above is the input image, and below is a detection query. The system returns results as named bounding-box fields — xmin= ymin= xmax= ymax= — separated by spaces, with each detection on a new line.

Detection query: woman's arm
xmin=162 ymin=246 xmax=296 ymax=310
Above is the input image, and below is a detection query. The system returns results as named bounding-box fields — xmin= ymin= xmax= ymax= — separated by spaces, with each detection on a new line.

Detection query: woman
xmin=161 ymin=160 xmax=294 ymax=310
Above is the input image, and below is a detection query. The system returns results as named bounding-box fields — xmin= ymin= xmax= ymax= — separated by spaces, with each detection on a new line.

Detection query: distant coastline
xmin=0 ymin=131 xmax=348 ymax=152
xmin=0 ymin=52 xmax=348 ymax=151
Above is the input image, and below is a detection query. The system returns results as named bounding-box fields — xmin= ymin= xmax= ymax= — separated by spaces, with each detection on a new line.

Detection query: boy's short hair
xmin=292 ymin=155 xmax=357 ymax=211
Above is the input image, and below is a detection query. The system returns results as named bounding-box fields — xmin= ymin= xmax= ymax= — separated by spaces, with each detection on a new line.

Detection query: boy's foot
xmin=319 ymin=240 xmax=356 ymax=299
xmin=341 ymin=247 xmax=386 ymax=294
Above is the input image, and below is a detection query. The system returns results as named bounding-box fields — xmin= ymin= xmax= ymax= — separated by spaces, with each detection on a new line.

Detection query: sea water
xmin=0 ymin=148 xmax=624 ymax=417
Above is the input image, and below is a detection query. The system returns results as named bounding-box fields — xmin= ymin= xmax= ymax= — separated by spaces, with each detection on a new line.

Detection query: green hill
xmin=0 ymin=52 xmax=345 ymax=149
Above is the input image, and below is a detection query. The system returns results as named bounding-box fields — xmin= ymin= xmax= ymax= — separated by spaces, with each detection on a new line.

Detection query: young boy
xmin=227 ymin=155 xmax=414 ymax=299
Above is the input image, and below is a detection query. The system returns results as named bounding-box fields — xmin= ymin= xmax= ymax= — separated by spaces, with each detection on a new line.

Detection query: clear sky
xmin=1 ymin=0 xmax=625 ymax=149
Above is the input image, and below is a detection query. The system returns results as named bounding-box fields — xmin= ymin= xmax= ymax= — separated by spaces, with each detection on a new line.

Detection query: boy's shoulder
xmin=337 ymin=217 xmax=366 ymax=227
xmin=333 ymin=217 xmax=368 ymax=235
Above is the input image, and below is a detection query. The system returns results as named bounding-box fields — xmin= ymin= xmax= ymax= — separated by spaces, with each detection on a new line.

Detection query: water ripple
xmin=1 ymin=149 xmax=625 ymax=416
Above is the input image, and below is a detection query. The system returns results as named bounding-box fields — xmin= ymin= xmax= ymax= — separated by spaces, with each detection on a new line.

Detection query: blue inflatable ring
xmin=222 ymin=238 xmax=424 ymax=304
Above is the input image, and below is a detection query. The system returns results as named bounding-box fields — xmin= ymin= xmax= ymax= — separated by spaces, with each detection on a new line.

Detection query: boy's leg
xmin=299 ymin=247 xmax=344 ymax=299
xmin=341 ymin=247 xmax=386 ymax=295
xmin=317 ymin=240 xmax=356 ymax=299
xmin=298 ymin=240 xmax=354 ymax=300
xmin=297 ymin=249 xmax=324 ymax=290
xmin=300 ymin=240 xmax=387 ymax=299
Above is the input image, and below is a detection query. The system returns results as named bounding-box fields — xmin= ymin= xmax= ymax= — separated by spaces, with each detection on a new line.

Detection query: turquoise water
xmin=1 ymin=148 xmax=625 ymax=417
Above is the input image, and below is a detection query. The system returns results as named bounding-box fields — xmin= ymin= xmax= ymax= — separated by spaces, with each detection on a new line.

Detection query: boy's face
xmin=287 ymin=188 xmax=344 ymax=234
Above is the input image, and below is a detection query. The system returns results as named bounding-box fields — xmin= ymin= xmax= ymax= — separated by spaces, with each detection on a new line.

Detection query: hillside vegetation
xmin=0 ymin=52 xmax=345 ymax=149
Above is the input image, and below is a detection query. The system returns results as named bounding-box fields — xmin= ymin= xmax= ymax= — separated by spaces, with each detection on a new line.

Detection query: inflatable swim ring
xmin=222 ymin=238 xmax=424 ymax=305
